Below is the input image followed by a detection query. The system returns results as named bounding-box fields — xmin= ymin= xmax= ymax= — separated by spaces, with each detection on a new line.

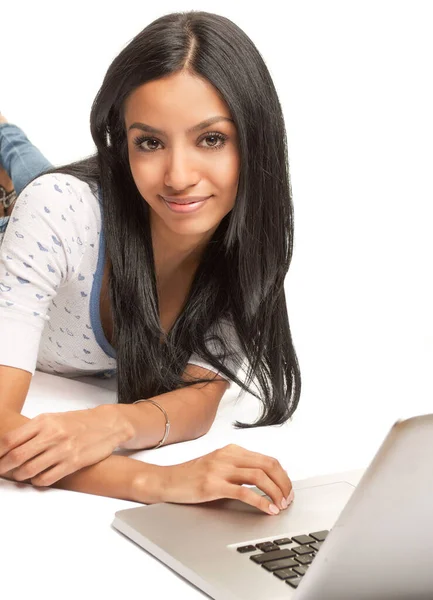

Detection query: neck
xmin=150 ymin=212 xmax=216 ymax=283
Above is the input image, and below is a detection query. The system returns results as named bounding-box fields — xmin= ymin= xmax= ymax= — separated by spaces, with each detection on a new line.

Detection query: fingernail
xmin=280 ymin=497 xmax=288 ymax=509
xmin=269 ymin=504 xmax=280 ymax=515
xmin=287 ymin=489 xmax=295 ymax=505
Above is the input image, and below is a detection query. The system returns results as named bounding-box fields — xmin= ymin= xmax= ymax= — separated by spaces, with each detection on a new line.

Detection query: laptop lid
xmin=296 ymin=413 xmax=433 ymax=600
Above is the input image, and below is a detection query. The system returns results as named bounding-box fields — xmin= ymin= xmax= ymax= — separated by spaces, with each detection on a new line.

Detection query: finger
xmin=0 ymin=437 xmax=49 ymax=476
xmin=228 ymin=467 xmax=288 ymax=511
xmin=223 ymin=445 xmax=292 ymax=502
xmin=12 ymin=447 xmax=60 ymax=482
xmin=31 ymin=462 xmax=73 ymax=487
xmin=222 ymin=481 xmax=282 ymax=516
xmin=27 ymin=438 xmax=115 ymax=487
xmin=0 ymin=421 xmax=41 ymax=460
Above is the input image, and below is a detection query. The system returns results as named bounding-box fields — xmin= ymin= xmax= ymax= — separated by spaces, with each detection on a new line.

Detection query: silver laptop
xmin=112 ymin=413 xmax=433 ymax=599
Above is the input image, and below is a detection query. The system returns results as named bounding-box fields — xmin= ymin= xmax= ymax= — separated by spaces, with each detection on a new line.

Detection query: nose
xmin=163 ymin=145 xmax=201 ymax=191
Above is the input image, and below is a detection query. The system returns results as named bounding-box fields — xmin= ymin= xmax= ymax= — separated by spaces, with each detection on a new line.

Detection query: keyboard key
xmin=291 ymin=534 xmax=316 ymax=545
xmin=286 ymin=576 xmax=303 ymax=588
xmin=250 ymin=548 xmax=296 ymax=564
xmin=259 ymin=544 xmax=280 ymax=552
xmin=262 ymin=558 xmax=299 ymax=572
xmin=256 ymin=542 xmax=275 ymax=550
xmin=236 ymin=545 xmax=256 ymax=553
xmin=273 ymin=568 xmax=299 ymax=580
xmin=309 ymin=530 xmax=329 ymax=542
xmin=292 ymin=544 xmax=314 ymax=555
xmin=295 ymin=554 xmax=314 ymax=565
xmin=293 ymin=565 xmax=309 ymax=576
xmin=309 ymin=542 xmax=323 ymax=552
xmin=273 ymin=537 xmax=293 ymax=546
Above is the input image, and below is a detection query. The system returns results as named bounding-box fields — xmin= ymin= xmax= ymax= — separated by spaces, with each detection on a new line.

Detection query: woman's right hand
xmin=140 ymin=443 xmax=294 ymax=515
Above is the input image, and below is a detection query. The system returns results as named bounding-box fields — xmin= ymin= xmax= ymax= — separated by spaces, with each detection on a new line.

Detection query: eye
xmin=199 ymin=132 xmax=228 ymax=151
xmin=132 ymin=131 xmax=229 ymax=153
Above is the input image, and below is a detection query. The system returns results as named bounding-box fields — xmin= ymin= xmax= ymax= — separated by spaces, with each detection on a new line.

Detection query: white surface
xmin=1 ymin=2 xmax=432 ymax=598
xmin=2 ymin=0 xmax=432 ymax=458
xmin=0 ymin=370 xmax=420 ymax=600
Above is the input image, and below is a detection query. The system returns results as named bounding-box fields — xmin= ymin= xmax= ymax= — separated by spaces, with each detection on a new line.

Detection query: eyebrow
xmin=128 ymin=115 xmax=234 ymax=136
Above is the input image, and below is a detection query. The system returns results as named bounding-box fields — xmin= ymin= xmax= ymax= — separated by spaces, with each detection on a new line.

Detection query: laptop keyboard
xmin=236 ymin=529 xmax=329 ymax=590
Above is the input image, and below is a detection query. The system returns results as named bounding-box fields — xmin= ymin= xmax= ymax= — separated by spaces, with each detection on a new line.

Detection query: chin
xmin=167 ymin=219 xmax=219 ymax=236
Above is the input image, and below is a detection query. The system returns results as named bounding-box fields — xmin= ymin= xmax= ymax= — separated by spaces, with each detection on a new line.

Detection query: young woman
xmin=0 ymin=11 xmax=300 ymax=516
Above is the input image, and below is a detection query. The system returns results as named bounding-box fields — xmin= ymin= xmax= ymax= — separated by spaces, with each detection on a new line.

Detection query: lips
xmin=161 ymin=195 xmax=211 ymax=205
xmin=161 ymin=196 xmax=210 ymax=214
xmin=169 ymin=200 xmax=195 ymax=205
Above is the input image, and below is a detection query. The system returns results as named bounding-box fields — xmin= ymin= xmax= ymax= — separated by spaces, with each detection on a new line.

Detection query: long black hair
xmin=38 ymin=10 xmax=301 ymax=428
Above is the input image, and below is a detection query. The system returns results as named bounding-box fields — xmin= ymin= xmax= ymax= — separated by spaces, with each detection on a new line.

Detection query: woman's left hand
xmin=0 ymin=405 xmax=130 ymax=486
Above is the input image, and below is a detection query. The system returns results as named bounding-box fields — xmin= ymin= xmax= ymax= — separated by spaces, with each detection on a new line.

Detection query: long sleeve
xmin=0 ymin=174 xmax=90 ymax=373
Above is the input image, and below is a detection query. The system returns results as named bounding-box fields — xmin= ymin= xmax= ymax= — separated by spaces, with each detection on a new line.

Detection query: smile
xmin=160 ymin=196 xmax=211 ymax=214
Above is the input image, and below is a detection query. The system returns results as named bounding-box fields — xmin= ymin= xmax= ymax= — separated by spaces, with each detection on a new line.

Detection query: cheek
xmin=128 ymin=154 xmax=157 ymax=196
xmin=213 ymin=149 xmax=240 ymax=182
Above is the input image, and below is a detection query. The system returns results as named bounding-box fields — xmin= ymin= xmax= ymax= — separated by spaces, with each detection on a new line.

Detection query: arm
xmin=0 ymin=414 xmax=162 ymax=503
xmin=116 ymin=363 xmax=229 ymax=450
xmin=0 ymin=362 xmax=228 ymax=452
xmin=0 ymin=363 xmax=228 ymax=501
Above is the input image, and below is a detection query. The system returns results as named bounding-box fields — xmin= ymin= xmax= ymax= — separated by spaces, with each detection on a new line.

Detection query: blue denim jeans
xmin=0 ymin=122 xmax=53 ymax=196
xmin=0 ymin=122 xmax=53 ymax=242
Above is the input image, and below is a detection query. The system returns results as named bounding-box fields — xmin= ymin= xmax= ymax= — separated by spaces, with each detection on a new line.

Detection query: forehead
xmin=123 ymin=71 xmax=232 ymax=127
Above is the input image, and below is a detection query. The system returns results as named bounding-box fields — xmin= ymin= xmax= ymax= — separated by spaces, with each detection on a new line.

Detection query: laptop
xmin=112 ymin=413 xmax=433 ymax=599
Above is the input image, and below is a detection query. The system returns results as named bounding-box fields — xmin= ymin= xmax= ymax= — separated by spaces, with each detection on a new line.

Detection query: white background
xmin=2 ymin=0 xmax=433 ymax=475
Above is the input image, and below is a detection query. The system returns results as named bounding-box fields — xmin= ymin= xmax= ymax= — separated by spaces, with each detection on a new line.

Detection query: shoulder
xmin=1 ymin=172 xmax=102 ymax=273
xmin=16 ymin=172 xmax=102 ymax=233
xmin=20 ymin=172 xmax=99 ymax=210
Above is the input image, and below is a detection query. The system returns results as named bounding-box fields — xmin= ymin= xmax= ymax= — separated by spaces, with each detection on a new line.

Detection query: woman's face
xmin=123 ymin=71 xmax=240 ymax=241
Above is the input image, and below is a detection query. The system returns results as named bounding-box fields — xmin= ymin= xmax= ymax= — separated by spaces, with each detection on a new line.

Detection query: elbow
xmin=195 ymin=408 xmax=220 ymax=439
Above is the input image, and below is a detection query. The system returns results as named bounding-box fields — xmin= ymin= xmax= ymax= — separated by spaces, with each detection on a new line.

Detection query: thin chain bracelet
xmin=133 ymin=398 xmax=171 ymax=449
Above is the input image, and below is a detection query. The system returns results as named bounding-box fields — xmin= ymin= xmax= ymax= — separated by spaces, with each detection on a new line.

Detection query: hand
xmin=147 ymin=444 xmax=294 ymax=516
xmin=0 ymin=405 xmax=129 ymax=487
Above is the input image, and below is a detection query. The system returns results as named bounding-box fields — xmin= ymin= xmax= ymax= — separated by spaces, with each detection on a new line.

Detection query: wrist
xmin=94 ymin=403 xmax=135 ymax=449
xmin=115 ymin=400 xmax=170 ymax=451
xmin=130 ymin=461 xmax=168 ymax=504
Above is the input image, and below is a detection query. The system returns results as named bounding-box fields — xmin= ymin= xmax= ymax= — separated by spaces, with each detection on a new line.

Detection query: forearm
xmin=0 ymin=387 xmax=209 ymax=455
xmin=51 ymin=453 xmax=163 ymax=503
xmin=115 ymin=382 xmax=227 ymax=451
xmin=0 ymin=408 xmax=162 ymax=502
